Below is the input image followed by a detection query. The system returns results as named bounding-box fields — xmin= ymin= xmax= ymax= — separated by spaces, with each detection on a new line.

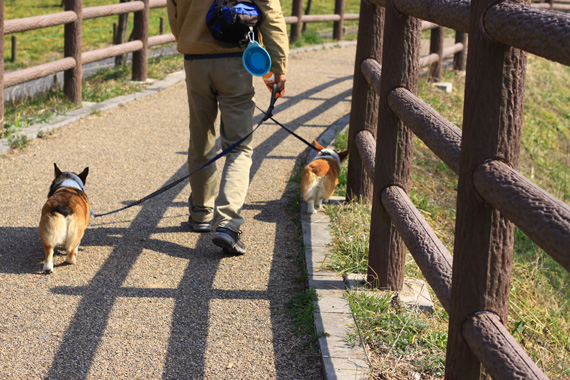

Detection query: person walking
xmin=166 ymin=0 xmax=288 ymax=254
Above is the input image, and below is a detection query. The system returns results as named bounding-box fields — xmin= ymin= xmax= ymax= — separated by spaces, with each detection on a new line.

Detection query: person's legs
xmin=184 ymin=59 xmax=218 ymax=228
xmin=211 ymin=57 xmax=255 ymax=233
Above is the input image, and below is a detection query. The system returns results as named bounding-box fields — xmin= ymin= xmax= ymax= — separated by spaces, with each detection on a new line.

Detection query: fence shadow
xmin=24 ymin=77 xmax=351 ymax=378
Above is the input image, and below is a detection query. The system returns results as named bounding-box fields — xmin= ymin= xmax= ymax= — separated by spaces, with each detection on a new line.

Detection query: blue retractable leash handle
xmin=92 ymin=85 xmax=281 ymax=218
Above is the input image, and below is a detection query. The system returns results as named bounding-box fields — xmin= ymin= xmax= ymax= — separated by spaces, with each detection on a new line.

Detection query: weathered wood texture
xmin=284 ymin=13 xmax=359 ymax=24
xmin=64 ymin=0 xmax=82 ymax=105
xmin=132 ymin=0 xmax=149 ymax=81
xmin=4 ymin=58 xmax=77 ymax=88
xmin=290 ymin=0 xmax=303 ymax=42
xmin=428 ymin=26 xmax=443 ymax=81
xmin=381 ymin=186 xmax=453 ymax=311
xmin=484 ymin=2 xmax=570 ymax=66
xmin=462 ymin=313 xmax=549 ymax=380
xmin=354 ymin=130 xmax=376 ymax=179
xmin=82 ymin=41 xmax=144 ymax=65
xmin=360 ymin=58 xmax=382 ymax=95
xmin=473 ymin=160 xmax=570 ymax=272
xmin=333 ymin=0 xmax=345 ymax=40
xmin=445 ymin=0 xmax=529 ymax=377
xmin=149 ymin=0 xmax=167 ymax=9
xmin=346 ymin=0 xmax=384 ymax=202
xmin=367 ymin=0 xmax=421 ymax=289
xmin=148 ymin=33 xmax=176 ymax=47
xmin=4 ymin=12 xmax=77 ymax=34
xmin=82 ymin=1 xmax=145 ymax=20
xmin=454 ymin=31 xmax=467 ymax=70
xmin=392 ymin=0 xmax=470 ymax=33
xmin=387 ymin=87 xmax=461 ymax=174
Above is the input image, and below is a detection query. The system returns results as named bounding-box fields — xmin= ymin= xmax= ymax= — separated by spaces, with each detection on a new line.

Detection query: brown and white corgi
xmin=301 ymin=141 xmax=349 ymax=214
xmin=39 ymin=164 xmax=90 ymax=274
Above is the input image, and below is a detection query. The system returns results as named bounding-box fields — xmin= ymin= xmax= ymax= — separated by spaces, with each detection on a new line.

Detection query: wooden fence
xmin=346 ymin=0 xmax=570 ymax=378
xmin=0 ymin=0 xmax=361 ymax=128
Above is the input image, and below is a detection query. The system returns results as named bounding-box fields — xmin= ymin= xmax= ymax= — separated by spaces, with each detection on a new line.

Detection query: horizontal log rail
xmin=83 ymin=1 xmax=145 ymax=20
xmin=484 ymin=2 xmax=570 ymax=66
xmin=462 ymin=313 xmax=549 ymax=380
xmin=386 ymin=87 xmax=461 ymax=174
xmin=148 ymin=33 xmax=176 ymax=48
xmin=82 ymin=41 xmax=144 ymax=65
xmin=355 ymin=130 xmax=376 ymax=178
xmin=284 ymin=13 xmax=359 ymax=24
xmin=533 ymin=1 xmax=570 ymax=9
xmin=381 ymin=185 xmax=453 ymax=312
xmin=360 ymin=58 xmax=382 ymax=95
xmin=389 ymin=0 xmax=570 ymax=67
xmin=4 ymin=57 xmax=76 ymax=88
xmin=4 ymin=11 xmax=77 ymax=34
xmin=473 ymin=160 xmax=570 ymax=272
xmin=149 ymin=0 xmax=167 ymax=9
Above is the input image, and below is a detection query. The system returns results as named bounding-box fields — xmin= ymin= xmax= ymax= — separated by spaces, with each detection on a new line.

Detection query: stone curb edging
xmin=301 ymin=114 xmax=370 ymax=380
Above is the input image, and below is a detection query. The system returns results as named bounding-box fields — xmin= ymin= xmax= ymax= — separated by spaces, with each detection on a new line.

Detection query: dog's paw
xmin=43 ymin=262 xmax=54 ymax=274
xmin=66 ymin=256 xmax=76 ymax=265
xmin=306 ymin=202 xmax=317 ymax=214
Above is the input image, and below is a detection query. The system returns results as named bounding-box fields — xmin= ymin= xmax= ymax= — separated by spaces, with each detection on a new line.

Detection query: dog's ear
xmin=314 ymin=140 xmax=325 ymax=150
xmin=338 ymin=149 xmax=349 ymax=162
xmin=78 ymin=167 xmax=89 ymax=185
xmin=54 ymin=163 xmax=62 ymax=178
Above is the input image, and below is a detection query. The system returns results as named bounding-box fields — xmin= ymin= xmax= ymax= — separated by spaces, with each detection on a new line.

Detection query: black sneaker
xmin=212 ymin=227 xmax=246 ymax=255
xmin=188 ymin=217 xmax=212 ymax=233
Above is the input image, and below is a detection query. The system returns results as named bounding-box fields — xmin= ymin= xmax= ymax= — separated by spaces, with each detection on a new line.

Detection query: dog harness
xmin=59 ymin=173 xmax=85 ymax=192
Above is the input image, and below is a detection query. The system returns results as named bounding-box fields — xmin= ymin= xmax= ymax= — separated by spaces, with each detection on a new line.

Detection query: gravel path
xmin=0 ymin=44 xmax=356 ymax=379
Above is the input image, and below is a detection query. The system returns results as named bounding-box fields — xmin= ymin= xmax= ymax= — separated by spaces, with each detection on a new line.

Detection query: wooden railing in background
xmin=0 ymin=0 xmax=462 ymax=130
xmin=346 ymin=0 xmax=570 ymax=378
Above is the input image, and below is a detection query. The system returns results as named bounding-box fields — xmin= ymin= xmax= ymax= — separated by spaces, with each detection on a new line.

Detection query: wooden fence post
xmin=132 ymin=0 xmax=149 ymax=81
xmin=64 ymin=0 xmax=82 ymax=104
xmin=367 ymin=0 xmax=422 ymax=289
xmin=333 ymin=0 xmax=345 ymax=40
xmin=429 ymin=26 xmax=443 ymax=81
xmin=0 ymin=0 xmax=4 ymax=129
xmin=445 ymin=0 xmax=529 ymax=377
xmin=11 ymin=36 xmax=16 ymax=62
xmin=290 ymin=0 xmax=303 ymax=43
xmin=454 ymin=31 xmax=467 ymax=71
xmin=346 ymin=0 xmax=384 ymax=202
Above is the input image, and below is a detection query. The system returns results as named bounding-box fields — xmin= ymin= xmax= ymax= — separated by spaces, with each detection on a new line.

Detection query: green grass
xmin=4 ymin=0 xmax=170 ymax=71
xmin=324 ymin=54 xmax=570 ymax=379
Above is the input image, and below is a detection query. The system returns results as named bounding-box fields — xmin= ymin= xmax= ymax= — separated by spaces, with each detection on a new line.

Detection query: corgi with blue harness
xmin=39 ymin=164 xmax=90 ymax=274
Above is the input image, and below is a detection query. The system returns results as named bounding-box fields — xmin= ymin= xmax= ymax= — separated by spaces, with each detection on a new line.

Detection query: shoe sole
xmin=191 ymin=225 xmax=211 ymax=233
xmin=212 ymin=233 xmax=246 ymax=255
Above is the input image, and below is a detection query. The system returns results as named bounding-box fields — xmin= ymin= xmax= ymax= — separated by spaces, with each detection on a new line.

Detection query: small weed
xmin=286 ymin=288 xmax=320 ymax=345
xmin=9 ymin=134 xmax=30 ymax=150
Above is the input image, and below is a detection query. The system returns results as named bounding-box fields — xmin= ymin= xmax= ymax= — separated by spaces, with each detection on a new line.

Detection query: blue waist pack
xmin=206 ymin=0 xmax=262 ymax=46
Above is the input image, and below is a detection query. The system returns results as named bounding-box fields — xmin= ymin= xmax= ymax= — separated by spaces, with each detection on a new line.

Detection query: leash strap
xmin=255 ymin=105 xmax=321 ymax=152
xmin=92 ymin=89 xmax=277 ymax=218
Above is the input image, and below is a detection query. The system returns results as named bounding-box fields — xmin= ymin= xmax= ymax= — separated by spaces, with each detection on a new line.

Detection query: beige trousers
xmin=184 ymin=57 xmax=255 ymax=233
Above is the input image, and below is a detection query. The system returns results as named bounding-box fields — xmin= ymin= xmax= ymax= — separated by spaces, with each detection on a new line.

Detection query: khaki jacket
xmin=167 ymin=0 xmax=289 ymax=74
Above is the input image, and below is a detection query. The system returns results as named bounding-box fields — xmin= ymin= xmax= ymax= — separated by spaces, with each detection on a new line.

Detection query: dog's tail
xmin=53 ymin=204 xmax=72 ymax=217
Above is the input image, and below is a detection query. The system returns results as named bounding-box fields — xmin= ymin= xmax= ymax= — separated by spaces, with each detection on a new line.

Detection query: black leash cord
xmin=92 ymin=86 xmax=280 ymax=218
xmin=254 ymin=104 xmax=321 ymax=152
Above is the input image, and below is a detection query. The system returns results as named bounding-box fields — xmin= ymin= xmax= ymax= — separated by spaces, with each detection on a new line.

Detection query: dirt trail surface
xmin=0 ymin=44 xmax=356 ymax=379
